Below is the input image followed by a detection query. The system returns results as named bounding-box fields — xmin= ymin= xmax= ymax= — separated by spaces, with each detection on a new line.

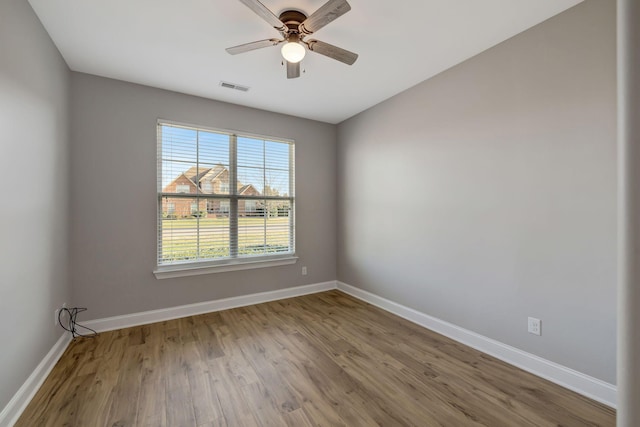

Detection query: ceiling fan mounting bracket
xmin=278 ymin=10 xmax=308 ymax=34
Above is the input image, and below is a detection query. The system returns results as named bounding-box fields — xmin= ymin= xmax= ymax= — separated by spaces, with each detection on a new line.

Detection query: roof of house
xmin=201 ymin=164 xmax=226 ymax=183
xmin=165 ymin=164 xmax=227 ymax=193
xmin=183 ymin=166 xmax=217 ymax=184
xmin=238 ymin=184 xmax=258 ymax=195
xmin=164 ymin=164 xmax=261 ymax=197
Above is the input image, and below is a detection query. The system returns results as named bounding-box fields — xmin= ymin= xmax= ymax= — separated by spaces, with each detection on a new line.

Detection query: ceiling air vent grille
xmin=220 ymin=81 xmax=250 ymax=92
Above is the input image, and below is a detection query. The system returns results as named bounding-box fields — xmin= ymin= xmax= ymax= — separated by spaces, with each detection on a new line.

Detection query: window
xmin=156 ymin=121 xmax=295 ymax=276
xmin=245 ymin=199 xmax=257 ymax=213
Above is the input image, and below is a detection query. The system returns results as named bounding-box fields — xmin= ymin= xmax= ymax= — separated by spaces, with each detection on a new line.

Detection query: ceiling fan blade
xmin=286 ymin=61 xmax=300 ymax=79
xmin=237 ymin=0 xmax=287 ymax=32
xmin=306 ymin=39 xmax=358 ymax=65
xmin=226 ymin=39 xmax=282 ymax=55
xmin=299 ymin=0 xmax=351 ymax=35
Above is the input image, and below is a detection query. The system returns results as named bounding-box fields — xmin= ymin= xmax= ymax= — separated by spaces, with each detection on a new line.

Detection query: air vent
xmin=220 ymin=81 xmax=250 ymax=92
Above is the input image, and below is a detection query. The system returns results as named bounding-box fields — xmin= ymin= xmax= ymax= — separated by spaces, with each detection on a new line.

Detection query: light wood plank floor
xmin=17 ymin=290 xmax=615 ymax=426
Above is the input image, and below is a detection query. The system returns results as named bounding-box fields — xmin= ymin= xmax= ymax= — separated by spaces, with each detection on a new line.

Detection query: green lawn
xmin=160 ymin=216 xmax=291 ymax=263
xmin=161 ymin=216 xmax=289 ymax=228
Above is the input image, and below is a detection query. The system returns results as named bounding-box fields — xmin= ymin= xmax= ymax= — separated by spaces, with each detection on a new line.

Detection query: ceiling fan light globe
xmin=281 ymin=42 xmax=306 ymax=63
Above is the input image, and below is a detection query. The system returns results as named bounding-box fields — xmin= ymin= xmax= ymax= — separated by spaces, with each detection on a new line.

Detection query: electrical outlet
xmin=54 ymin=303 xmax=67 ymax=326
xmin=302 ymin=266 xmax=307 ymax=276
xmin=528 ymin=317 xmax=541 ymax=336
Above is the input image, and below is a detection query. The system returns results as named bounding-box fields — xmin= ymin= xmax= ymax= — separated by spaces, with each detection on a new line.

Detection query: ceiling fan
xmin=226 ymin=0 xmax=358 ymax=79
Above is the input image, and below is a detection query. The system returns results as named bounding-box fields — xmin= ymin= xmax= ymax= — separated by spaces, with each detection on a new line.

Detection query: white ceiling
xmin=29 ymin=0 xmax=581 ymax=124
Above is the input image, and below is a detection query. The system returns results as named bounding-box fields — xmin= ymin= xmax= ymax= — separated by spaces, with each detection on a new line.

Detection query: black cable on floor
xmin=58 ymin=307 xmax=98 ymax=338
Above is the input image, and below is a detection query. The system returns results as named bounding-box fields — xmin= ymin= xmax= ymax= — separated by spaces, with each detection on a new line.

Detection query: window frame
xmin=154 ymin=120 xmax=297 ymax=279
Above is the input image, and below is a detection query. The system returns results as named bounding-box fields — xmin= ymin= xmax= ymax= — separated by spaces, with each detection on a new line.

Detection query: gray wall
xmin=0 ymin=0 xmax=616 ymax=414
xmin=0 ymin=0 xmax=71 ymax=411
xmin=337 ymin=0 xmax=616 ymax=383
xmin=70 ymin=73 xmax=337 ymax=320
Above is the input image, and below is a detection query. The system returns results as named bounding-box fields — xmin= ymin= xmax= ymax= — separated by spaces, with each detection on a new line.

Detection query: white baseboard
xmin=83 ymin=281 xmax=337 ymax=333
xmin=0 ymin=333 xmax=72 ymax=427
xmin=336 ymin=281 xmax=617 ymax=408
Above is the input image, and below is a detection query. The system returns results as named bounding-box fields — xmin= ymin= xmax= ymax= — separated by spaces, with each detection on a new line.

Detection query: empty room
xmin=2 ymin=0 xmax=638 ymax=425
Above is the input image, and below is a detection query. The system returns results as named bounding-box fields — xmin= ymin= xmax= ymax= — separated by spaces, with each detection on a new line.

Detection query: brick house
xmin=161 ymin=165 xmax=261 ymax=218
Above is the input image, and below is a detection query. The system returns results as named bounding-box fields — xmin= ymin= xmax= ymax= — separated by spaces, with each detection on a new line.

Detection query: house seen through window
xmin=157 ymin=121 xmax=295 ymax=267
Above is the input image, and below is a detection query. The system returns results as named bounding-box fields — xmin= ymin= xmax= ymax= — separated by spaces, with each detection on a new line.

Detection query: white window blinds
xmin=157 ymin=122 xmax=295 ymax=267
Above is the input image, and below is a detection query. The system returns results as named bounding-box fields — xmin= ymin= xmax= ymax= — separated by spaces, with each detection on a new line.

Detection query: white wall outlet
xmin=302 ymin=266 xmax=308 ymax=276
xmin=54 ymin=303 xmax=67 ymax=326
xmin=528 ymin=317 xmax=541 ymax=336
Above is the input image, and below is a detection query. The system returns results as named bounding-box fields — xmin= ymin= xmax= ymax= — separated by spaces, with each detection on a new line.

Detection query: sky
xmin=159 ymin=123 xmax=292 ymax=195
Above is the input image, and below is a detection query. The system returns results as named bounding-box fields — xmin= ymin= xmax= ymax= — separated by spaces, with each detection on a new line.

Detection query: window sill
xmin=153 ymin=255 xmax=298 ymax=279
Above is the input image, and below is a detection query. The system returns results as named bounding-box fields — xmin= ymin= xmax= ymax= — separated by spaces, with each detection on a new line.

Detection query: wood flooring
xmin=16 ymin=290 xmax=615 ymax=426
